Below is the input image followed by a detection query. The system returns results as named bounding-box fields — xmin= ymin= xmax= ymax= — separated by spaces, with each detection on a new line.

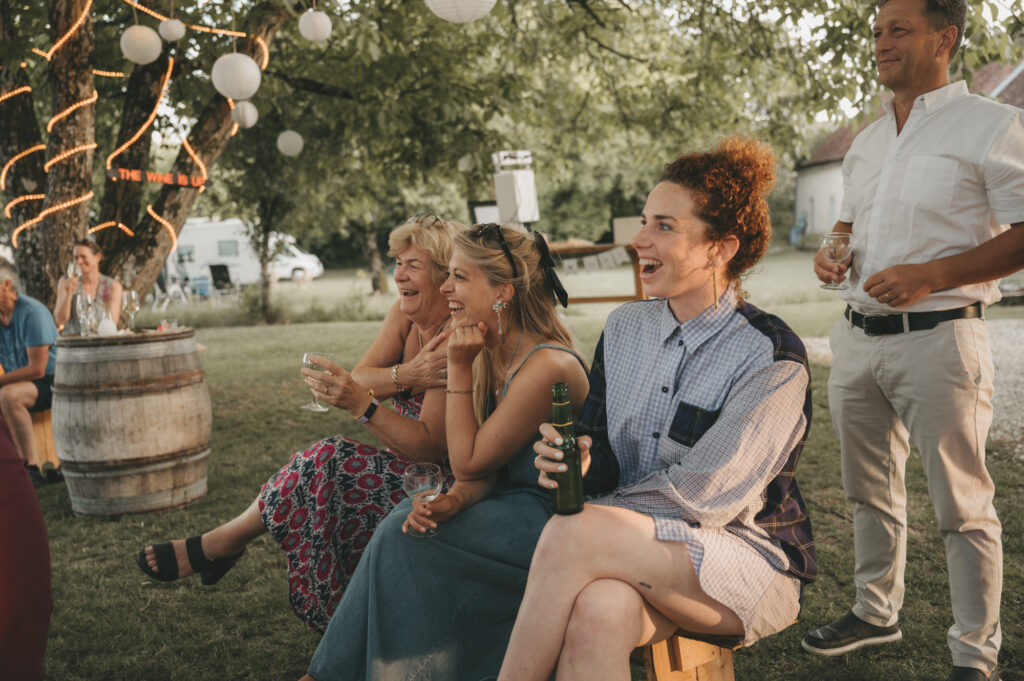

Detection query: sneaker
xmin=948 ymin=666 xmax=999 ymax=681
xmin=801 ymin=610 xmax=902 ymax=657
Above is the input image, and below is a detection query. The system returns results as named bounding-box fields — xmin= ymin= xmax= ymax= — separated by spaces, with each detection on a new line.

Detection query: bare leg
xmin=497 ymin=505 xmax=742 ymax=681
xmin=0 ymin=382 xmax=39 ymax=463
xmin=144 ymin=497 xmax=266 ymax=577
xmin=557 ymin=578 xmax=678 ymax=681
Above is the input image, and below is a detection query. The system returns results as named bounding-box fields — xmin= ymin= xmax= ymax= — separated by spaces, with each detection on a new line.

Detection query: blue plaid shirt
xmin=581 ymin=289 xmax=817 ymax=583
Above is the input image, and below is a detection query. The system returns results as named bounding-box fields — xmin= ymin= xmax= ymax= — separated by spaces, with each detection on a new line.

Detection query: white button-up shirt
xmin=839 ymin=80 xmax=1024 ymax=313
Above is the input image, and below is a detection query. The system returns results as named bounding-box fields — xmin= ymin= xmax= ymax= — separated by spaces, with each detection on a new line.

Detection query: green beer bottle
xmin=550 ymin=382 xmax=584 ymax=515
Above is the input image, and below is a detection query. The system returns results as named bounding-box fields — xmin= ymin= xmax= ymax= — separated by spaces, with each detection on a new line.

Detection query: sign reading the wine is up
xmin=105 ymin=168 xmax=210 ymax=188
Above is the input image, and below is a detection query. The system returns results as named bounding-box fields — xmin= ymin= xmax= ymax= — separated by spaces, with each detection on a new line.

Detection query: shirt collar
xmin=658 ymin=287 xmax=738 ymax=348
xmin=881 ymin=80 xmax=968 ymax=117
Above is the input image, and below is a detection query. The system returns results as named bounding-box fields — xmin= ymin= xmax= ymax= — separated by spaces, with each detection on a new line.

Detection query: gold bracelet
xmin=391 ymin=364 xmax=404 ymax=392
xmin=445 ymin=388 xmax=473 ymax=394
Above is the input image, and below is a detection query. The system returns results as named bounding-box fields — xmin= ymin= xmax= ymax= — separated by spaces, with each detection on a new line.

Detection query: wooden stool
xmin=643 ymin=634 xmax=737 ymax=681
xmin=29 ymin=410 xmax=60 ymax=471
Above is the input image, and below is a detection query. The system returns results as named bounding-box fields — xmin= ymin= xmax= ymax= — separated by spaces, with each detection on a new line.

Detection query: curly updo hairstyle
xmin=659 ymin=136 xmax=777 ymax=289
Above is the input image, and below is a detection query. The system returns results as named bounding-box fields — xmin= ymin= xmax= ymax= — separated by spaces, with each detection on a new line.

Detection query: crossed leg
xmin=498 ymin=504 xmax=743 ymax=681
xmin=0 ymin=382 xmax=40 ymax=464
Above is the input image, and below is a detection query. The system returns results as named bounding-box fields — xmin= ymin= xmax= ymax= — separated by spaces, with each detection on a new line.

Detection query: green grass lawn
xmin=38 ymin=248 xmax=1024 ymax=680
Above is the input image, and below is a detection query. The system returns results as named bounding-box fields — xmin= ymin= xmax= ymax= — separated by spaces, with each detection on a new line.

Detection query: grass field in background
xmin=38 ymin=247 xmax=1024 ymax=680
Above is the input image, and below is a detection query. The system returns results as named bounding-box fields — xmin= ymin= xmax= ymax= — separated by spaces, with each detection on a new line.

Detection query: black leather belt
xmin=845 ymin=303 xmax=983 ymax=336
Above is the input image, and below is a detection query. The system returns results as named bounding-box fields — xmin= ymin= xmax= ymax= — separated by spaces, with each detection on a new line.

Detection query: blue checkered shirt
xmin=580 ymin=289 xmax=817 ymax=583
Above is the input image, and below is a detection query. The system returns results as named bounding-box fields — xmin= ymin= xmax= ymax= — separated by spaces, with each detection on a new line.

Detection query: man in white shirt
xmin=800 ymin=1 xmax=1024 ymax=680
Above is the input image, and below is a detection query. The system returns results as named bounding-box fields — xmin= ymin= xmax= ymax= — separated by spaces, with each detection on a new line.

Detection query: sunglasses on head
xmin=469 ymin=223 xmax=518 ymax=278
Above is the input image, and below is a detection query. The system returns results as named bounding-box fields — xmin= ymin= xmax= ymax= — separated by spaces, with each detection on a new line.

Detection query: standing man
xmin=801 ymin=1 xmax=1024 ymax=680
xmin=0 ymin=258 xmax=58 ymax=471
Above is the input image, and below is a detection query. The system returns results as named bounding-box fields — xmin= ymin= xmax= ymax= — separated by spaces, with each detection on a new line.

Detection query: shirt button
xmin=653 ymin=432 xmax=660 ymax=439
xmin=661 ymin=386 xmax=669 ymax=393
xmin=677 ymin=340 xmax=683 ymax=346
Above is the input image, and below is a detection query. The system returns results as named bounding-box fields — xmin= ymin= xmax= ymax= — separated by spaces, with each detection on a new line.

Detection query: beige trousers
xmin=827 ymin=316 xmax=1002 ymax=670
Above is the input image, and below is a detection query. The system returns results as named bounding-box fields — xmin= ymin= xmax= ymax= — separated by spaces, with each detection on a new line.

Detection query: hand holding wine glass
xmin=300 ymin=352 xmax=337 ymax=412
xmin=819 ymin=232 xmax=852 ymax=290
xmin=401 ymin=463 xmax=445 ymax=537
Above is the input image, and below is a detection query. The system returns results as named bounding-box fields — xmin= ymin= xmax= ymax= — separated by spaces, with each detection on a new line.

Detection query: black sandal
xmin=135 ymin=535 xmax=245 ymax=585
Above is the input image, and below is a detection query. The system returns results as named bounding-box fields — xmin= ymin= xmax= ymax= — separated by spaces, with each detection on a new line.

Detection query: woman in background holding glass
xmin=53 ymin=238 xmax=122 ymax=335
xmin=136 ymin=215 xmax=465 ymax=632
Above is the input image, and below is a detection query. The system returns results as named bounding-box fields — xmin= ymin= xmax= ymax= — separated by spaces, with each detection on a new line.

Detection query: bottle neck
xmin=551 ymin=398 xmax=574 ymax=439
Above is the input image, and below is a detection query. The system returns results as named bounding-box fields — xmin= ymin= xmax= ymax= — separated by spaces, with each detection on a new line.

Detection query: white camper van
xmin=170 ymin=217 xmax=324 ymax=290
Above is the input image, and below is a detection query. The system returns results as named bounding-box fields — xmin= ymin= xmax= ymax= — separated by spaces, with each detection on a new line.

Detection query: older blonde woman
xmin=137 ymin=215 xmax=464 ymax=631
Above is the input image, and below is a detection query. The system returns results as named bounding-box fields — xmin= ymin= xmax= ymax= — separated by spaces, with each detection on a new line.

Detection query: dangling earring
xmin=492 ymin=300 xmax=507 ymax=335
xmin=709 ymin=260 xmax=719 ymax=310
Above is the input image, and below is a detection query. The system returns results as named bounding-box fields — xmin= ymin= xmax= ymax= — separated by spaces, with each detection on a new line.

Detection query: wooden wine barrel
xmin=52 ymin=329 xmax=211 ymax=516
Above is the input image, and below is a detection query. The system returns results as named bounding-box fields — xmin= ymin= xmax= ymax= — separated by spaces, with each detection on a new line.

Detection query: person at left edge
xmin=0 ymin=257 xmax=58 ymax=469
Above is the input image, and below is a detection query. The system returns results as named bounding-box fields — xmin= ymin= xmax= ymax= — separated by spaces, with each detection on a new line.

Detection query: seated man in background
xmin=0 ymin=258 xmax=58 ymax=473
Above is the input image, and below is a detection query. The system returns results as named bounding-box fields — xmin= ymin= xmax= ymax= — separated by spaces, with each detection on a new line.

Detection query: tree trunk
xmin=101 ymin=5 xmax=290 ymax=299
xmin=255 ymin=197 xmax=277 ymax=323
xmin=362 ymin=216 xmax=389 ymax=295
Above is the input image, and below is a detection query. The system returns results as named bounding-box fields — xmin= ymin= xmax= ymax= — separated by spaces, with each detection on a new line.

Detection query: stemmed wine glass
xmin=402 ymin=462 xmax=445 ymax=538
xmin=122 ymin=290 xmax=140 ymax=330
xmin=820 ymin=232 xmax=852 ymax=290
xmin=66 ymin=261 xmax=81 ymax=279
xmin=74 ymin=292 xmax=94 ymax=336
xmin=300 ymin=352 xmax=337 ymax=412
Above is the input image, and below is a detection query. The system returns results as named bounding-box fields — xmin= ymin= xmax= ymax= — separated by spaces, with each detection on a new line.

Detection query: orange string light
xmin=88 ymin=221 xmax=135 ymax=236
xmin=0 ymin=144 xmax=46 ymax=190
xmin=225 ymin=98 xmax=239 ymax=137
xmin=254 ymin=37 xmax=269 ymax=70
xmin=0 ymin=86 xmax=31 ymax=105
xmin=43 ymin=143 xmax=97 ymax=172
xmin=3 ymin=194 xmax=45 ymax=219
xmin=92 ymin=69 xmax=126 ymax=78
xmin=30 ymin=48 xmax=47 ymax=58
xmin=47 ymin=90 xmax=98 ymax=132
xmin=146 ymin=204 xmax=177 ymax=251
xmin=12 ymin=191 xmax=94 ymax=247
xmin=106 ymin=57 xmax=173 ymax=170
xmin=45 ymin=0 xmax=93 ymax=60
xmin=121 ymin=1 xmax=247 ymax=37
xmin=181 ymin=137 xmax=208 ymax=192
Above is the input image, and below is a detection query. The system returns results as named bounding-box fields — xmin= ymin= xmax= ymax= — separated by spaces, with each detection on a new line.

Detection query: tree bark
xmin=363 ymin=217 xmax=389 ymax=295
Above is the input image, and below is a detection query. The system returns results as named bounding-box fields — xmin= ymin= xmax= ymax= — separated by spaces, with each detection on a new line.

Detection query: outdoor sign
xmin=105 ymin=168 xmax=210 ymax=188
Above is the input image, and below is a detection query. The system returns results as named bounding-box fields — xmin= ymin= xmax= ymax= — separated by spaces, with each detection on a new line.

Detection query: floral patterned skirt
xmin=258 ymin=435 xmax=412 ymax=632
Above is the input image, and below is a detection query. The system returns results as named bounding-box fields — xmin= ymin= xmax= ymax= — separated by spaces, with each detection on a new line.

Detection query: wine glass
xmin=402 ymin=462 xmax=445 ymax=538
xmin=820 ymin=232 xmax=852 ymax=290
xmin=122 ymin=290 xmax=140 ymax=330
xmin=74 ymin=292 xmax=94 ymax=336
xmin=301 ymin=351 xmax=337 ymax=412
xmin=66 ymin=261 xmax=81 ymax=279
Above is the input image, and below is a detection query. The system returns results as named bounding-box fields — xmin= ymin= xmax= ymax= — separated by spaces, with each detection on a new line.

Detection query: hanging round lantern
xmin=276 ymin=130 xmax=304 ymax=157
xmin=211 ymin=52 xmax=262 ymax=102
xmin=424 ymin=0 xmax=497 ymax=23
xmin=158 ymin=19 xmax=186 ymax=42
xmin=231 ymin=101 xmax=259 ymax=129
xmin=120 ymin=25 xmax=163 ymax=65
xmin=298 ymin=9 xmax=332 ymax=43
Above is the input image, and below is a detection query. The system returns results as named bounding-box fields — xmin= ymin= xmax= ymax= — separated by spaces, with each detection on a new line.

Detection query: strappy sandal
xmin=135 ymin=535 xmax=245 ymax=585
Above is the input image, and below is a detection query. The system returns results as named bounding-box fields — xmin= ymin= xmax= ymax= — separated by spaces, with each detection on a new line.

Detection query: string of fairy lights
xmin=1 ymin=0 xmax=274 ymax=250
xmin=2 ymin=0 xmax=496 ymax=251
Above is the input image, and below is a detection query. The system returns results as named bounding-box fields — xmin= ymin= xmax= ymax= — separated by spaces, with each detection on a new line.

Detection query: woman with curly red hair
xmin=497 ymin=137 xmax=818 ymax=681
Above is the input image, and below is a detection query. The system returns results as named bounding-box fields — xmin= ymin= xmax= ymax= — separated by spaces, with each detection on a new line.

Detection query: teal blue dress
xmin=307 ymin=344 xmax=585 ymax=681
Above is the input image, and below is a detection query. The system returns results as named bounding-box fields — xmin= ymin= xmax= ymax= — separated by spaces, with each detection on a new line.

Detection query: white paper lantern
xmin=120 ymin=24 xmax=163 ymax=65
xmin=277 ymin=130 xmax=304 ymax=157
xmin=298 ymin=9 xmax=332 ymax=43
xmin=211 ymin=52 xmax=262 ymax=102
xmin=231 ymin=101 xmax=259 ymax=129
xmin=424 ymin=0 xmax=497 ymax=23
xmin=158 ymin=19 xmax=186 ymax=42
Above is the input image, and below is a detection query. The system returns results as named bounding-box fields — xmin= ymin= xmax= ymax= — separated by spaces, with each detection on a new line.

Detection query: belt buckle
xmin=862 ymin=315 xmax=900 ymax=336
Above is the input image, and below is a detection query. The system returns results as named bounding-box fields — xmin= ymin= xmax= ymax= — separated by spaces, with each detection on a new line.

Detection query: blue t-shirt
xmin=0 ymin=293 xmax=58 ymax=376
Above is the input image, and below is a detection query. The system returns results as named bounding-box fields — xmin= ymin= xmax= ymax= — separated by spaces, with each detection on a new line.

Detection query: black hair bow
xmin=533 ymin=231 xmax=569 ymax=308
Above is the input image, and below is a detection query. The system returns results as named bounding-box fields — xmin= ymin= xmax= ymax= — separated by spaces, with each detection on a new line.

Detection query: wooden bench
xmin=643 ymin=633 xmax=739 ymax=681
xmin=29 ymin=410 xmax=61 ymax=471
